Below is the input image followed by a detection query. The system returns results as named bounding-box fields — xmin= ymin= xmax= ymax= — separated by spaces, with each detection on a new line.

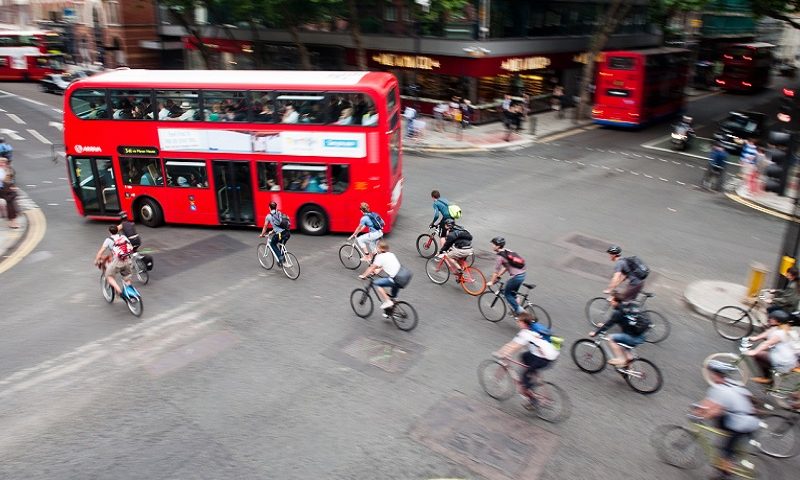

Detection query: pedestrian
xmin=551 ymin=85 xmax=565 ymax=118
xmin=0 ymin=157 xmax=19 ymax=228
xmin=702 ymin=143 xmax=727 ymax=191
xmin=0 ymin=137 xmax=13 ymax=161
xmin=403 ymin=104 xmax=417 ymax=138
xmin=504 ymin=103 xmax=523 ymax=141
xmin=739 ymin=138 xmax=758 ymax=194
xmin=460 ymin=99 xmax=473 ymax=128
xmin=433 ymin=102 xmax=447 ymax=132
xmin=754 ymin=146 xmax=770 ymax=195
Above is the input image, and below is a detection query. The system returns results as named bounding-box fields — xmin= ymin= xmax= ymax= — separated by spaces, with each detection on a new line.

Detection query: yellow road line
xmin=725 ymin=192 xmax=800 ymax=222
xmin=0 ymin=208 xmax=47 ymax=275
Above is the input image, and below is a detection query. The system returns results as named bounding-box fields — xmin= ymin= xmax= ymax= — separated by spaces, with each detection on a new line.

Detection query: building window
xmin=385 ymin=4 xmax=397 ymax=22
xmin=107 ymin=1 xmax=121 ymax=25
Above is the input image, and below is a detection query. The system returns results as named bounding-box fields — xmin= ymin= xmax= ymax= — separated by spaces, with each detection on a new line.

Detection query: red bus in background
xmin=0 ymin=47 xmax=63 ymax=80
xmin=592 ymin=48 xmax=690 ymax=127
xmin=716 ymin=42 xmax=774 ymax=92
xmin=63 ymin=70 xmax=403 ymax=235
xmin=0 ymin=29 xmax=63 ymax=53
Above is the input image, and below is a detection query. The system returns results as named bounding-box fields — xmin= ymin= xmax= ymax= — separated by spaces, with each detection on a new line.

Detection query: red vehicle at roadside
xmin=592 ymin=48 xmax=690 ymax=127
xmin=63 ymin=69 xmax=403 ymax=235
xmin=716 ymin=42 xmax=774 ymax=92
xmin=0 ymin=29 xmax=64 ymax=80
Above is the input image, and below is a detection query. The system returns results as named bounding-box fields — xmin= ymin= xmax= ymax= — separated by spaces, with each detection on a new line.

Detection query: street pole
xmin=774 ymin=131 xmax=800 ymax=288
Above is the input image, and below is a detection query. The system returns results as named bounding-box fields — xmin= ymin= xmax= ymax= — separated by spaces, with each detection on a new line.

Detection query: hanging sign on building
xmin=572 ymin=52 xmax=605 ymax=64
xmin=371 ymin=53 xmax=441 ymax=70
xmin=500 ymin=56 xmax=551 ymax=72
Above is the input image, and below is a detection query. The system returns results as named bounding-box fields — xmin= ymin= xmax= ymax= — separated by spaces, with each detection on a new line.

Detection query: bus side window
xmin=70 ymin=89 xmax=108 ymax=119
xmin=120 ymin=157 xmax=163 ymax=186
xmin=250 ymin=92 xmax=276 ymax=123
xmin=331 ymin=165 xmax=349 ymax=193
xmin=205 ymin=90 xmax=248 ymax=122
xmin=282 ymin=164 xmax=327 ymax=192
xmin=110 ymin=90 xmax=152 ymax=120
xmin=156 ymin=90 xmax=199 ymax=121
xmin=165 ymin=160 xmax=208 ymax=188
xmin=257 ymin=162 xmax=280 ymax=191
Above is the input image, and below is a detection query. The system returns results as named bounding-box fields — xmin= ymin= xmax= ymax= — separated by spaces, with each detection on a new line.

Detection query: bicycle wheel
xmin=338 ymin=243 xmax=362 ymax=270
xmin=126 ymin=294 xmax=143 ymax=318
xmin=624 ymin=358 xmax=663 ymax=394
xmin=415 ymin=233 xmax=438 ymax=258
xmin=570 ymin=339 xmax=606 ymax=373
xmin=349 ymin=288 xmax=374 ymax=318
xmin=585 ymin=297 xmax=611 ymax=327
xmin=643 ymin=310 xmax=670 ymax=343
xmin=702 ymin=353 xmax=750 ymax=386
xmin=257 ymin=243 xmax=274 ymax=270
xmin=100 ymin=273 xmax=114 ymax=303
xmin=135 ymin=258 xmax=150 ymax=285
xmin=390 ymin=301 xmax=418 ymax=332
xmin=478 ymin=290 xmax=506 ymax=322
xmin=460 ymin=266 xmax=486 ymax=296
xmin=477 ymin=359 xmax=515 ymax=400
xmin=526 ymin=304 xmax=552 ymax=329
xmin=734 ymin=452 xmax=774 ymax=479
xmin=465 ymin=251 xmax=475 ymax=267
xmin=713 ymin=305 xmax=754 ymax=341
xmin=532 ymin=381 xmax=571 ymax=423
xmin=651 ymin=425 xmax=704 ymax=469
xmin=755 ymin=414 xmax=800 ymax=458
xmin=281 ymin=252 xmax=300 ymax=280
xmin=425 ymin=257 xmax=450 ymax=285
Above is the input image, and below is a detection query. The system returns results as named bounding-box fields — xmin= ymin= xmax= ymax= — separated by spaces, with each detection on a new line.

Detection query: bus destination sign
xmin=118 ymin=146 xmax=159 ymax=156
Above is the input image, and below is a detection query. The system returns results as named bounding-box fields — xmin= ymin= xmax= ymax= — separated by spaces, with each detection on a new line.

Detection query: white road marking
xmin=0 ymin=108 xmax=5 ymax=112
xmin=47 ymin=203 xmax=59 ymax=206
xmin=633 ymin=153 xmax=642 ymax=157
xmin=676 ymin=181 xmax=686 ymax=185
xmin=66 ymin=198 xmax=75 ymax=202
xmin=6 ymin=113 xmax=25 ymax=124
xmin=21 ymin=97 xmax=46 ymax=107
xmin=602 ymin=166 xmax=610 ymax=170
xmin=0 ymin=128 xmax=23 ymax=140
xmin=644 ymin=174 xmax=653 ymax=179
xmin=41 ymin=180 xmax=53 ymax=184
xmin=630 ymin=171 xmax=640 ymax=176
xmin=672 ymin=160 xmax=681 ymax=165
xmin=668 ymin=208 xmax=677 ymax=212
xmin=48 ymin=121 xmax=63 ymax=131
xmin=609 ymin=150 xmax=616 ymax=154
xmin=659 ymin=177 xmax=669 ymax=182
xmin=685 ymin=164 xmax=694 ymax=168
xmin=58 ymin=177 xmax=67 ymax=180
xmin=27 ymin=129 xmax=51 ymax=144
xmin=659 ymin=158 xmax=667 ymax=162
xmin=0 ymin=90 xmax=14 ymax=97
xmin=576 ymin=161 xmax=585 ymax=166
xmin=25 ymin=184 xmax=37 ymax=188
xmin=615 ymin=168 xmax=625 ymax=172
xmin=51 ymin=108 xmax=63 ymax=114
xmin=645 ymin=155 xmax=654 ymax=159
xmin=590 ymin=163 xmax=599 ymax=168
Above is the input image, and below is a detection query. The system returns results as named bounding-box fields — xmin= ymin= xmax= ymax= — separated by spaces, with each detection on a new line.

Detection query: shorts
xmin=106 ymin=257 xmax=132 ymax=281
xmin=622 ymin=282 xmax=644 ymax=302
xmin=374 ymin=276 xmax=400 ymax=298
xmin=610 ymin=332 xmax=645 ymax=347
xmin=447 ymin=246 xmax=473 ymax=259
xmin=357 ymin=229 xmax=383 ymax=252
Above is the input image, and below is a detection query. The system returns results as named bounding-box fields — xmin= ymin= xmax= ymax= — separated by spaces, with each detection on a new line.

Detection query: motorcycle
xmin=670 ymin=123 xmax=694 ymax=151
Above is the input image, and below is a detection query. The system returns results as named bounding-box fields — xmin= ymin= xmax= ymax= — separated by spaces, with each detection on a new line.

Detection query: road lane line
xmin=0 ymin=207 xmax=46 ymax=275
xmin=630 ymin=171 xmax=640 ymax=175
xmin=676 ymin=181 xmax=686 ymax=185
xmin=21 ymin=97 xmax=46 ymax=107
xmin=644 ymin=174 xmax=653 ymax=179
xmin=6 ymin=113 xmax=25 ymax=124
xmin=51 ymin=108 xmax=63 ymax=113
xmin=659 ymin=177 xmax=669 ymax=182
xmin=27 ymin=129 xmax=52 ymax=144
xmin=615 ymin=168 xmax=625 ymax=172
xmin=41 ymin=180 xmax=53 ymax=184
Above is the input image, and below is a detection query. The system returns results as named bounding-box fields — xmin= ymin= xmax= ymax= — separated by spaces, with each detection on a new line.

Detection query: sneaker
xmin=751 ymin=377 xmax=772 ymax=384
xmin=380 ymin=300 xmax=394 ymax=309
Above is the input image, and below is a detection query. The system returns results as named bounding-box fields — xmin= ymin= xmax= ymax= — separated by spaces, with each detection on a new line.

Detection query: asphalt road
xmin=0 ymin=80 xmax=797 ymax=480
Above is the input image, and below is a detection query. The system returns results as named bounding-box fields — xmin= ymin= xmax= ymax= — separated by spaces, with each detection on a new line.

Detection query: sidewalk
xmin=403 ymin=109 xmax=593 ymax=153
xmin=684 ymin=280 xmax=750 ymax=319
xmin=727 ymin=183 xmax=797 ymax=219
xmin=0 ymin=189 xmax=36 ymax=268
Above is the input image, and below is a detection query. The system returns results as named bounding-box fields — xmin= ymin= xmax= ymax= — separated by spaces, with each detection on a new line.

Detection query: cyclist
xmin=589 ymin=291 xmax=648 ymax=366
xmin=359 ymin=240 xmax=402 ymax=311
xmin=259 ymin=201 xmax=290 ymax=266
xmin=487 ymin=237 xmax=527 ymax=317
xmin=438 ymin=218 xmax=473 ymax=273
xmin=604 ymin=245 xmax=647 ymax=302
xmin=692 ymin=360 xmax=760 ymax=480
xmin=745 ymin=309 xmax=798 ymax=384
xmin=118 ymin=211 xmax=141 ymax=251
xmin=429 ymin=190 xmax=452 ymax=249
xmin=0 ymin=136 xmax=13 ymax=161
xmin=493 ymin=311 xmax=559 ymax=409
xmin=765 ymin=266 xmax=800 ymax=314
xmin=94 ymin=225 xmax=135 ymax=298
xmin=349 ymin=202 xmax=383 ymax=263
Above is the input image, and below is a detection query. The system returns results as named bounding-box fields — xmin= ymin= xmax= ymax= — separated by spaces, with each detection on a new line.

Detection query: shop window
xmin=164 ymin=160 xmax=208 ymax=188
xmin=282 ymin=164 xmax=328 ymax=192
xmin=110 ymin=89 xmax=153 ymax=120
xmin=276 ymin=92 xmax=326 ymax=124
xmin=257 ymin=162 xmax=281 ymax=191
xmin=69 ymin=89 xmax=109 ymax=119
xmin=384 ymin=4 xmax=397 ymax=22
xmin=155 ymin=90 xmax=200 ymax=121
xmin=331 ymin=165 xmax=350 ymax=193
xmin=204 ymin=90 xmax=249 ymax=122
xmin=120 ymin=157 xmax=163 ymax=186
xmin=249 ymin=91 xmax=277 ymax=123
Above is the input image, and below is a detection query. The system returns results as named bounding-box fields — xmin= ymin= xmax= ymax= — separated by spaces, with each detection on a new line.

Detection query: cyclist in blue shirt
xmin=349 ymin=202 xmax=383 ymax=263
xmin=429 ymin=190 xmax=452 ymax=250
xmin=0 ymin=137 xmax=13 ymax=161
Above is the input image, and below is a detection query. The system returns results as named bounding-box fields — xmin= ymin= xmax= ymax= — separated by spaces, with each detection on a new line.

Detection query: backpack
xmin=276 ymin=211 xmax=291 ymax=230
xmin=368 ymin=212 xmax=385 ymax=230
xmin=393 ymin=265 xmax=413 ymax=288
xmin=110 ymin=235 xmax=133 ymax=260
xmin=623 ymin=307 xmax=652 ymax=336
xmin=530 ymin=323 xmax=565 ymax=351
xmin=500 ymin=250 xmax=526 ymax=269
xmin=452 ymin=226 xmax=472 ymax=242
xmin=625 ymin=256 xmax=650 ymax=280
xmin=447 ymin=204 xmax=462 ymax=220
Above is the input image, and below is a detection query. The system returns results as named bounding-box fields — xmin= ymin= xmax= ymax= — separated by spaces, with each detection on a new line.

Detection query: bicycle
xmin=477 ymin=280 xmax=551 ymax=328
xmin=477 ymin=356 xmax=571 ymax=423
xmin=651 ymin=408 xmax=773 ymax=478
xmin=585 ymin=292 xmax=671 ymax=343
xmin=425 ymin=253 xmax=486 ymax=296
xmin=415 ymin=225 xmax=474 ymax=266
xmin=130 ymin=251 xmax=151 ymax=285
xmin=751 ymin=401 xmax=800 ymax=458
xmin=712 ymin=289 xmax=794 ymax=341
xmin=570 ymin=333 xmax=663 ymax=394
xmin=97 ymin=259 xmax=143 ymax=317
xmin=349 ymin=276 xmax=418 ymax=331
xmin=701 ymin=338 xmax=800 ymax=406
xmin=257 ymin=232 xmax=300 ymax=280
xmin=338 ymin=236 xmax=374 ymax=270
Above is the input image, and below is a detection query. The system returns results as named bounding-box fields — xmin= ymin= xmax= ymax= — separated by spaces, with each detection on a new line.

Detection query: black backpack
xmin=500 ymin=250 xmax=526 ymax=269
xmin=625 ymin=256 xmax=649 ymax=280
xmin=277 ymin=212 xmax=291 ymax=230
xmin=623 ymin=307 xmax=652 ymax=335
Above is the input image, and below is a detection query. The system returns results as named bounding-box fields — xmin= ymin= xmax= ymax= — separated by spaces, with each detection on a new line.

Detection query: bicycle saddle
xmin=642 ymin=292 xmax=654 ymax=298
xmin=523 ymin=283 xmax=536 ymax=289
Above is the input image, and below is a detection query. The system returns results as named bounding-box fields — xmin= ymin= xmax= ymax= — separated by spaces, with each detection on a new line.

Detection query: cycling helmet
xmin=269 ymin=201 xmax=278 ymax=210
xmin=490 ymin=236 xmax=506 ymax=247
xmin=607 ymin=245 xmax=622 ymax=255
xmin=119 ymin=211 xmax=128 ymax=220
xmin=443 ymin=218 xmax=455 ymax=228
xmin=768 ymin=309 xmax=790 ymax=323
xmin=706 ymin=360 xmax=739 ymax=376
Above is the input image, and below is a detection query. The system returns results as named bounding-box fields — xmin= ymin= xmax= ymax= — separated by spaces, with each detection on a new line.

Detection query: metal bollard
xmin=746 ymin=262 xmax=768 ymax=298
xmin=528 ymin=116 xmax=537 ymax=135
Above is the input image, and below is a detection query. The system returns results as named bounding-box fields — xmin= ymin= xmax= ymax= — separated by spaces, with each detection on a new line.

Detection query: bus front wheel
xmin=137 ymin=198 xmax=164 ymax=228
xmin=298 ymin=205 xmax=328 ymax=236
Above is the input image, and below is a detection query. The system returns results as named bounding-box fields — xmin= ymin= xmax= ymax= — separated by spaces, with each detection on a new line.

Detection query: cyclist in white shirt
xmin=359 ymin=240 xmax=401 ymax=310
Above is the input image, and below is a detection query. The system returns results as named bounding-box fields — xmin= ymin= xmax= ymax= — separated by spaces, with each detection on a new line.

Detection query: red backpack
xmin=500 ymin=250 xmax=526 ymax=269
xmin=111 ymin=235 xmax=133 ymax=259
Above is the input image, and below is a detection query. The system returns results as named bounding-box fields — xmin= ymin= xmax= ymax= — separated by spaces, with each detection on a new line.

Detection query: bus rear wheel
xmin=298 ymin=205 xmax=328 ymax=236
xmin=137 ymin=198 xmax=164 ymax=228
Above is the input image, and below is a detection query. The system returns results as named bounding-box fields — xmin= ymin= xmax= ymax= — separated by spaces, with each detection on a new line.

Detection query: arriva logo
xmin=75 ymin=145 xmax=102 ymax=153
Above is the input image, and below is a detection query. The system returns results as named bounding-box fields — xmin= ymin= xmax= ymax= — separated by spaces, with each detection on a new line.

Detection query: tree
xmin=160 ymin=0 xmax=216 ymax=68
xmin=752 ymin=1 xmax=800 ymax=30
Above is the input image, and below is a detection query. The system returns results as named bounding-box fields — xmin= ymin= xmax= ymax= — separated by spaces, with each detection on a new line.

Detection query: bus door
xmin=68 ymin=156 xmax=121 ymax=216
xmin=212 ymin=160 xmax=254 ymax=224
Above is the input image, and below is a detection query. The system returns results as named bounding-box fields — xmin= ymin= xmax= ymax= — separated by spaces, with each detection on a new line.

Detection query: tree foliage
xmin=751 ymin=0 xmax=800 ymax=30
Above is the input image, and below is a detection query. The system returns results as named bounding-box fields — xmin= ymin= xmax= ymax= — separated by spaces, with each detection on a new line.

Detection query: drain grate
xmin=342 ymin=336 xmax=412 ymax=374
xmin=562 ymin=233 xmax=612 ymax=252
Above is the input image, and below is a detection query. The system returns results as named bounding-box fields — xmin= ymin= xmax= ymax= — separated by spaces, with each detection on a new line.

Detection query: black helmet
xmin=119 ymin=211 xmax=128 ymax=220
xmin=769 ymin=309 xmax=790 ymax=323
xmin=607 ymin=245 xmax=622 ymax=255
xmin=706 ymin=359 xmax=739 ymax=376
xmin=491 ymin=236 xmax=506 ymax=247
xmin=443 ymin=218 xmax=455 ymax=228
xmin=269 ymin=201 xmax=277 ymax=210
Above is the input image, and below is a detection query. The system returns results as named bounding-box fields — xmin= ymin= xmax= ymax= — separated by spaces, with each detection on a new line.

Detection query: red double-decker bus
xmin=592 ymin=48 xmax=690 ymax=127
xmin=63 ymin=70 xmax=403 ymax=235
xmin=716 ymin=42 xmax=774 ymax=92
xmin=0 ymin=29 xmax=64 ymax=80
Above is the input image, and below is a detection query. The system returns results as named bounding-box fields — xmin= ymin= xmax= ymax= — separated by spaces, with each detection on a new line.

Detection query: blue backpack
xmin=368 ymin=212 xmax=385 ymax=230
xmin=530 ymin=322 xmax=552 ymax=342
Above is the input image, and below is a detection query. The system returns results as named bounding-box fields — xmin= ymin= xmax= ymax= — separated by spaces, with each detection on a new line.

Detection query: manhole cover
xmin=562 ymin=233 xmax=611 ymax=252
xmin=342 ymin=336 xmax=413 ymax=373
xmin=411 ymin=394 xmax=559 ymax=480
